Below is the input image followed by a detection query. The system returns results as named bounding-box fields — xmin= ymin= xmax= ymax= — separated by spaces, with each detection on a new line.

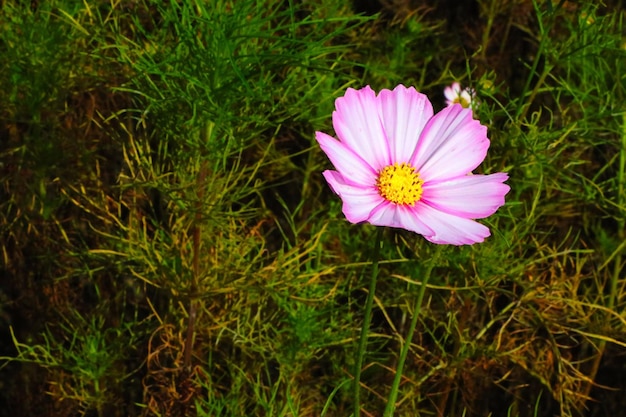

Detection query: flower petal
xmin=411 ymin=105 xmax=489 ymax=181
xmin=368 ymin=203 xmax=435 ymax=236
xmin=323 ymin=170 xmax=384 ymax=224
xmin=422 ymin=173 xmax=510 ymax=218
xmin=443 ymin=82 xmax=460 ymax=104
xmin=460 ymin=90 xmax=473 ymax=106
xmin=378 ymin=85 xmax=434 ymax=163
xmin=316 ymin=131 xmax=377 ymax=187
xmin=332 ymin=86 xmax=391 ymax=170
xmin=414 ymin=203 xmax=493 ymax=245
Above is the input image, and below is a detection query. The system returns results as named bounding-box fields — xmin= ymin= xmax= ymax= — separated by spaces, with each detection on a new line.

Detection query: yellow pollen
xmin=376 ymin=162 xmax=423 ymax=205
xmin=453 ymin=96 xmax=471 ymax=108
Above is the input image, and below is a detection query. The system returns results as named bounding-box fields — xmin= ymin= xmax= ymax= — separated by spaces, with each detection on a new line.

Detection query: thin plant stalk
xmin=354 ymin=228 xmax=383 ymax=417
xmin=183 ymin=159 xmax=209 ymax=372
xmin=582 ymin=110 xmax=626 ymax=402
xmin=610 ymin=111 xmax=626 ymax=313
xmin=384 ymin=247 xmax=440 ymax=417
xmin=515 ymin=0 xmax=562 ymax=121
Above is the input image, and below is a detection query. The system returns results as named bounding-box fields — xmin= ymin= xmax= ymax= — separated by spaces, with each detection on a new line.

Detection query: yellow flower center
xmin=376 ymin=162 xmax=424 ymax=206
xmin=453 ymin=95 xmax=471 ymax=108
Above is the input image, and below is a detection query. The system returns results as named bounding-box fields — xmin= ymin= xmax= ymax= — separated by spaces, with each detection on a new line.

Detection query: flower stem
xmin=383 ymin=247 xmax=439 ymax=417
xmin=582 ymin=107 xmax=626 ymax=404
xmin=184 ymin=160 xmax=208 ymax=373
xmin=353 ymin=228 xmax=383 ymax=417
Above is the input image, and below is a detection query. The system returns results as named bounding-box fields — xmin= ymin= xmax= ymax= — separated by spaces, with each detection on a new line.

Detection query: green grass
xmin=1 ymin=0 xmax=625 ymax=416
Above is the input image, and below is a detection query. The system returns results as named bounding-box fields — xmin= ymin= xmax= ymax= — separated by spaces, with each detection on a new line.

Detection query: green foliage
xmin=1 ymin=0 xmax=626 ymax=416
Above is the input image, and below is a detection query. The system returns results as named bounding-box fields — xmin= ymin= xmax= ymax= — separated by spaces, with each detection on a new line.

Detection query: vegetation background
xmin=1 ymin=0 xmax=625 ymax=416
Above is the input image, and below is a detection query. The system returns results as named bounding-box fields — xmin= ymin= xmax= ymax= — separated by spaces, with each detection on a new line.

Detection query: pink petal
xmin=413 ymin=203 xmax=493 ymax=245
xmin=332 ymin=86 xmax=391 ymax=170
xmin=443 ymin=82 xmax=460 ymax=104
xmin=411 ymin=105 xmax=489 ymax=182
xmin=422 ymin=173 xmax=510 ymax=218
xmin=316 ymin=131 xmax=377 ymax=187
xmin=368 ymin=203 xmax=434 ymax=236
xmin=322 ymin=171 xmax=385 ymax=224
xmin=378 ymin=85 xmax=434 ymax=163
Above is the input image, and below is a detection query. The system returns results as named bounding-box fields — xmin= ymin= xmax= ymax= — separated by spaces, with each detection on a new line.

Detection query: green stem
xmin=515 ymin=0 xmax=563 ymax=121
xmin=353 ymin=228 xmax=383 ymax=417
xmin=183 ymin=160 xmax=208 ymax=372
xmin=582 ymin=107 xmax=626 ymax=404
xmin=383 ymin=247 xmax=439 ymax=417
xmin=611 ymin=111 xmax=626 ymax=309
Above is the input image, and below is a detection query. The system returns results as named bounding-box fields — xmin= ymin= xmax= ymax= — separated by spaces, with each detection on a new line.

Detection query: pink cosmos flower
xmin=444 ymin=81 xmax=478 ymax=110
xmin=316 ymin=85 xmax=509 ymax=245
